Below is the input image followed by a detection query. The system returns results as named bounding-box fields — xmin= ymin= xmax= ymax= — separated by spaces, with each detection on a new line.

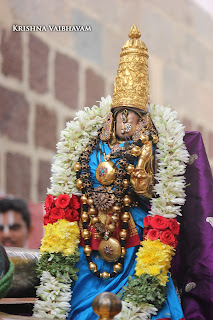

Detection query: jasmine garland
xmin=34 ymin=97 xmax=189 ymax=319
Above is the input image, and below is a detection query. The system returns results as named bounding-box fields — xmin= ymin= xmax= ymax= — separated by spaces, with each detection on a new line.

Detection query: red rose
xmin=72 ymin=209 xmax=79 ymax=221
xmin=143 ymin=228 xmax=149 ymax=239
xmin=168 ymin=219 xmax=180 ymax=235
xmin=147 ymin=229 xmax=160 ymax=241
xmin=70 ymin=195 xmax=80 ymax=209
xmin=172 ymin=239 xmax=178 ymax=248
xmin=50 ymin=207 xmax=66 ymax=222
xmin=43 ymin=212 xmax=53 ymax=225
xmin=150 ymin=215 xmax=168 ymax=230
xmin=65 ymin=208 xmax=79 ymax=222
xmin=143 ymin=216 xmax=151 ymax=227
xmin=44 ymin=194 xmax=55 ymax=210
xmin=55 ymin=194 xmax=70 ymax=209
xmin=160 ymin=230 xmax=175 ymax=246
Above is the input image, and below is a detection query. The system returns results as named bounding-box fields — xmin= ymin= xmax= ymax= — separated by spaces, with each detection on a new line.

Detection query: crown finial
xmin=128 ymin=24 xmax=141 ymax=39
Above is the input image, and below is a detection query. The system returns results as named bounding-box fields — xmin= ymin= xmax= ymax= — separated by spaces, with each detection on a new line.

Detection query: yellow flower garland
xmin=40 ymin=219 xmax=80 ymax=256
xmin=135 ymin=239 xmax=175 ymax=286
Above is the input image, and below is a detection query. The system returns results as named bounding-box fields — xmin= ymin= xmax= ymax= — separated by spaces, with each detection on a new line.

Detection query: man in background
xmin=0 ymin=198 xmax=32 ymax=248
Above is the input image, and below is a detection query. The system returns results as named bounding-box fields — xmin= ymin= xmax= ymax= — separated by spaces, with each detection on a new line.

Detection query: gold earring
xmin=132 ymin=121 xmax=144 ymax=141
xmin=100 ymin=113 xmax=113 ymax=141
xmin=109 ymin=121 xmax=117 ymax=145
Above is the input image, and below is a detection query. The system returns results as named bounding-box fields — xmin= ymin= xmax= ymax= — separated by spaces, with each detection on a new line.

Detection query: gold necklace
xmin=81 ymin=194 xmax=131 ymax=279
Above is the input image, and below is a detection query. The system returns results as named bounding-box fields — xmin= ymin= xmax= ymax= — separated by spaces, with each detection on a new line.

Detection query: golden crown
xmin=111 ymin=25 xmax=150 ymax=112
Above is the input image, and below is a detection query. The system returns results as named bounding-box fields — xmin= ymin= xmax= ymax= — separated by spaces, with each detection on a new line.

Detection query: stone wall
xmin=0 ymin=0 xmax=213 ymax=203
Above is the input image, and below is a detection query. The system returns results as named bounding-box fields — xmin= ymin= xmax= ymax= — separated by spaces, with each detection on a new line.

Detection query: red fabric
xmin=79 ymin=210 xmax=141 ymax=250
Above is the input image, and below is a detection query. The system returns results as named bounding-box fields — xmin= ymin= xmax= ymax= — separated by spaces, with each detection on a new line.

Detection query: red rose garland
xmin=43 ymin=194 xmax=80 ymax=225
xmin=143 ymin=215 xmax=180 ymax=247
xmin=150 ymin=215 xmax=169 ymax=230
xmin=55 ymin=194 xmax=71 ymax=208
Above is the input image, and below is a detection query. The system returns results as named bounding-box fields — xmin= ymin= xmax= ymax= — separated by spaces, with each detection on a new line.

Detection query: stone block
xmin=38 ymin=160 xmax=51 ymax=201
xmin=29 ymin=34 xmax=49 ymax=93
xmin=78 ymin=0 xmax=119 ymax=27
xmin=163 ymin=62 xmax=201 ymax=117
xmin=103 ymin=28 xmax=122 ymax=79
xmin=203 ymin=49 xmax=213 ymax=85
xmin=55 ymin=52 xmax=79 ymax=108
xmin=207 ymin=131 xmax=213 ymax=160
xmin=178 ymin=74 xmax=198 ymax=116
xmin=148 ymin=0 xmax=191 ymax=25
xmin=1 ymin=29 xmax=23 ymax=80
xmin=190 ymin=2 xmax=213 ymax=50
xmin=0 ymin=86 xmax=29 ymax=142
xmin=196 ymin=85 xmax=213 ymax=127
xmin=71 ymin=9 xmax=103 ymax=66
xmin=6 ymin=152 xmax=31 ymax=199
xmin=35 ymin=104 xmax=57 ymax=150
xmin=10 ymin=0 xmax=68 ymax=25
xmin=149 ymin=54 xmax=163 ymax=104
xmin=174 ymin=31 xmax=206 ymax=81
xmin=162 ymin=64 xmax=183 ymax=109
xmin=85 ymin=68 xmax=105 ymax=107
xmin=139 ymin=3 xmax=176 ymax=62
xmin=118 ymin=0 xmax=141 ymax=30
xmin=196 ymin=125 xmax=205 ymax=139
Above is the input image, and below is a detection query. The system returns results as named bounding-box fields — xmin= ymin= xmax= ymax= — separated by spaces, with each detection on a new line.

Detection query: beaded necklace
xmin=74 ymin=133 xmax=152 ymax=279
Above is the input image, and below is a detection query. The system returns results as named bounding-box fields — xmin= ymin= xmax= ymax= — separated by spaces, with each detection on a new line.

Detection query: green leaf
xmin=121 ymin=274 xmax=167 ymax=310
xmin=36 ymin=250 xmax=80 ymax=280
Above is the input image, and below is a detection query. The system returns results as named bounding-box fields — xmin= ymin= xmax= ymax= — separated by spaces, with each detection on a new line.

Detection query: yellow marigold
xmin=135 ymin=239 xmax=175 ymax=286
xmin=40 ymin=219 xmax=80 ymax=255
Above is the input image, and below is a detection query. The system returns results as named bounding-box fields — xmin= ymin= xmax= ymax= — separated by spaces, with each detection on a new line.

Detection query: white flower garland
xmin=33 ymin=271 xmax=72 ymax=319
xmin=48 ymin=96 xmax=112 ymax=196
xmin=36 ymin=97 xmax=189 ymax=319
xmin=149 ymin=104 xmax=189 ymax=219
xmin=115 ymin=301 xmax=157 ymax=320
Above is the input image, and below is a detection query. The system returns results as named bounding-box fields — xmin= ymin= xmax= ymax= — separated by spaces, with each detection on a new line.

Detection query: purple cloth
xmin=171 ymin=131 xmax=213 ymax=320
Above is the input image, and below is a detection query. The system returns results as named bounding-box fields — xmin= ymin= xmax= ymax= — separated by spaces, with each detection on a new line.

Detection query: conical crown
xmin=111 ymin=25 xmax=150 ymax=112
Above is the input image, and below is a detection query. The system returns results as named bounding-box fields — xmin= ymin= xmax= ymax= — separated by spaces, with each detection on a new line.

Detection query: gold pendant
xmin=95 ymin=160 xmax=116 ymax=185
xmin=98 ymin=238 xmax=121 ymax=262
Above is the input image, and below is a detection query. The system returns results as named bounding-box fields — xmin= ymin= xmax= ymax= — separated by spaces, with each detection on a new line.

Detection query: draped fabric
xmin=171 ymin=131 xmax=213 ymax=320
xmin=68 ymin=140 xmax=184 ymax=320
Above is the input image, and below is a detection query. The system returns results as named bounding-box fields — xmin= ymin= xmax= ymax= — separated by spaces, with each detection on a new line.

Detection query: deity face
xmin=115 ymin=109 xmax=139 ymax=139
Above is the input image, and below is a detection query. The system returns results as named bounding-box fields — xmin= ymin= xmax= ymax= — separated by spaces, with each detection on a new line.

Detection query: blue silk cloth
xmin=68 ymin=141 xmax=184 ymax=320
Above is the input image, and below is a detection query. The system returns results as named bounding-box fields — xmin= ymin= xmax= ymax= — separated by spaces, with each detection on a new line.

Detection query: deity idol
xmin=33 ymin=25 xmax=213 ymax=320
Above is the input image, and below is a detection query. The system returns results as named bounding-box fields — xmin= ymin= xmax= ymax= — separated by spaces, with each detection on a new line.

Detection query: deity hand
xmin=130 ymin=169 xmax=153 ymax=198
xmin=130 ymin=141 xmax=154 ymax=198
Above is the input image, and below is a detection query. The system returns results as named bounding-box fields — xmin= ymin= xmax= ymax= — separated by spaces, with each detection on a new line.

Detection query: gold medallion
xmin=98 ymin=238 xmax=121 ymax=262
xmin=95 ymin=160 xmax=116 ymax=185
